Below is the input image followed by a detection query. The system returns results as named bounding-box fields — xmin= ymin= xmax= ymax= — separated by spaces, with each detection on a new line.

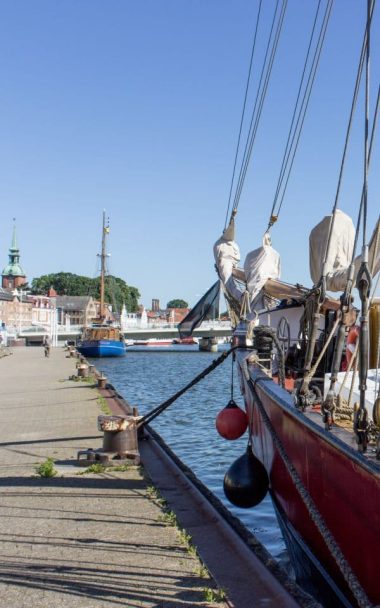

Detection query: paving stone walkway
xmin=0 ymin=347 xmax=225 ymax=608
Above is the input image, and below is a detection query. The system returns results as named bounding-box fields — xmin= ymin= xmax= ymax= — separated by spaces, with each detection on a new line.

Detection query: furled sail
xmin=309 ymin=211 xmax=380 ymax=291
xmin=309 ymin=210 xmax=355 ymax=290
xmin=213 ymin=216 xmax=244 ymax=303
xmin=243 ymin=232 xmax=281 ymax=309
xmin=214 ymin=214 xmax=282 ymax=315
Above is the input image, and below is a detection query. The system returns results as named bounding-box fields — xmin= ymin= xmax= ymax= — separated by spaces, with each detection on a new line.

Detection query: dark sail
xmin=178 ymin=281 xmax=220 ymax=338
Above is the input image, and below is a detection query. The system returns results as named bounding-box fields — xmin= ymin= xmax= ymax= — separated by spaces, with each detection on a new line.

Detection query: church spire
xmin=2 ymin=219 xmax=27 ymax=289
xmin=11 ymin=218 xmax=18 ymax=251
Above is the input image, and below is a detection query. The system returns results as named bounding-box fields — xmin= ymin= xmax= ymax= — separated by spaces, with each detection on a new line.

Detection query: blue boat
xmin=77 ymin=326 xmax=126 ymax=358
xmin=76 ymin=212 xmax=126 ymax=358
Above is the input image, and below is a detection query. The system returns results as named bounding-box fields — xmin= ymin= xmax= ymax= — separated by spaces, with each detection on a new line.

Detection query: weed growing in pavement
xmin=76 ymin=463 xmax=131 ymax=475
xmin=158 ymin=510 xmax=178 ymax=527
xmin=35 ymin=458 xmax=57 ymax=478
xmin=178 ymin=529 xmax=193 ymax=548
xmin=203 ymin=587 xmax=227 ymax=603
xmin=178 ymin=529 xmax=199 ymax=558
xmin=80 ymin=375 xmax=94 ymax=384
xmin=146 ymin=485 xmax=157 ymax=498
xmin=76 ymin=463 xmax=107 ymax=474
xmin=193 ymin=564 xmax=210 ymax=579
xmin=68 ymin=374 xmax=94 ymax=384
xmin=97 ymin=395 xmax=111 ymax=415
xmin=146 ymin=485 xmax=168 ymax=508
xmin=149 ymin=484 xmax=203 ymax=568
xmin=108 ymin=464 xmax=131 ymax=472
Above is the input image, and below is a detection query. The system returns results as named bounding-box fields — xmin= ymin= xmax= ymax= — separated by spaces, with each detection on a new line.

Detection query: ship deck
xmin=304 ymin=407 xmax=380 ymax=466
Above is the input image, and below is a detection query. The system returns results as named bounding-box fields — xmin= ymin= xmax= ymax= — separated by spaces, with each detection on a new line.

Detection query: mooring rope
xmin=248 ymin=375 xmax=376 ymax=608
xmin=138 ymin=346 xmax=239 ymax=428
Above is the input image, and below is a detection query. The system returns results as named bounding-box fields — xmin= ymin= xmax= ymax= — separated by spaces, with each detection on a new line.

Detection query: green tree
xmin=166 ymin=299 xmax=188 ymax=309
xmin=31 ymin=272 xmax=140 ymax=313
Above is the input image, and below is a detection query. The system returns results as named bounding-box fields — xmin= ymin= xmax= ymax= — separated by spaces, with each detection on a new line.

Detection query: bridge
xmin=16 ymin=321 xmax=232 ymax=344
xmin=122 ymin=321 xmax=232 ymax=340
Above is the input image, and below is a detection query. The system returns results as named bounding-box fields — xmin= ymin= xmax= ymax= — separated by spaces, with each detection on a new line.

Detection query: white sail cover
xmin=324 ymin=217 xmax=380 ymax=290
xmin=309 ymin=210 xmax=355 ymax=290
xmin=213 ymin=218 xmax=243 ymax=302
xmin=244 ymin=233 xmax=281 ymax=307
xmin=213 ymin=238 xmax=240 ymax=283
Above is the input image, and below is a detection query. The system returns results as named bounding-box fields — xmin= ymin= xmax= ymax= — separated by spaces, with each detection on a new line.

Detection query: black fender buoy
xmin=215 ymin=399 xmax=248 ymax=440
xmin=223 ymin=445 xmax=269 ymax=508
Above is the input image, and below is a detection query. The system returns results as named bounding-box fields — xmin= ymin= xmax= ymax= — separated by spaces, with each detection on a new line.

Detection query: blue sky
xmin=0 ymin=0 xmax=379 ymax=308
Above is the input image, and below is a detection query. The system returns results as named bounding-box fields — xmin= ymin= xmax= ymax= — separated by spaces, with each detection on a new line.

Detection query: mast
xmin=99 ymin=210 xmax=108 ymax=321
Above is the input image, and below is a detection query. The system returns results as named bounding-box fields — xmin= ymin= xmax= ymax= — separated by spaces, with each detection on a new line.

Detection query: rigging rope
xmin=320 ymin=0 xmax=376 ymax=282
xmin=268 ymin=0 xmax=333 ymax=230
xmin=362 ymin=0 xmax=371 ymax=251
xmin=322 ymin=85 xmax=379 ymax=413
xmin=231 ymin=0 xmax=288 ymax=215
xmin=224 ymin=0 xmax=263 ymax=230
xmin=353 ymin=0 xmax=374 ymax=452
xmin=299 ymin=5 xmax=377 ymax=408
xmin=352 ymin=83 xmax=379 ymax=270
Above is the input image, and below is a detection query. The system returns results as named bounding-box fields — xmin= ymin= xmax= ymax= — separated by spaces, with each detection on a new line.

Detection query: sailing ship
xmin=76 ymin=212 xmax=126 ymax=358
xmin=181 ymin=3 xmax=379 ymax=607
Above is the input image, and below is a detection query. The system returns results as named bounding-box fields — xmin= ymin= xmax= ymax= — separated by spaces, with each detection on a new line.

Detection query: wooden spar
xmin=100 ymin=210 xmax=107 ymax=321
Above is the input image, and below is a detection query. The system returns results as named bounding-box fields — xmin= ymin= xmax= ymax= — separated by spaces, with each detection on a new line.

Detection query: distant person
xmin=43 ymin=335 xmax=51 ymax=358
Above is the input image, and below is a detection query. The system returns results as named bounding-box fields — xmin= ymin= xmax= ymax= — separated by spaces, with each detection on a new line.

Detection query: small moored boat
xmin=76 ymin=212 xmax=126 ymax=358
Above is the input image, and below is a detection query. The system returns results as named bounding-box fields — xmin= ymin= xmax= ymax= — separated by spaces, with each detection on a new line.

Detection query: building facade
xmin=55 ymin=295 xmax=97 ymax=327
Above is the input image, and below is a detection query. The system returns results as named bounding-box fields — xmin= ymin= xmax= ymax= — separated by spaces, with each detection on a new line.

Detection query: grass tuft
xmin=97 ymin=395 xmax=111 ymax=414
xmin=158 ymin=510 xmax=178 ymax=527
xmin=35 ymin=458 xmax=57 ymax=478
xmin=203 ymin=587 xmax=227 ymax=603
xmin=76 ymin=463 xmax=107 ymax=474
xmin=193 ymin=564 xmax=210 ymax=579
xmin=76 ymin=462 xmax=132 ymax=475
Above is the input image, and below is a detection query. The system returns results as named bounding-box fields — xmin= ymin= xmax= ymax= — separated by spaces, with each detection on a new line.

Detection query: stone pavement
xmin=0 ymin=347 xmax=226 ymax=608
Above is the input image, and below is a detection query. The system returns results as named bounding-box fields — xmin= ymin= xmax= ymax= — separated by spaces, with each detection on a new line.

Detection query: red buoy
xmin=215 ymin=399 xmax=248 ymax=440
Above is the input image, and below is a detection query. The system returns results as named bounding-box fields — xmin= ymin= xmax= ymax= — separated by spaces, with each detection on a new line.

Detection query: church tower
xmin=2 ymin=221 xmax=27 ymax=289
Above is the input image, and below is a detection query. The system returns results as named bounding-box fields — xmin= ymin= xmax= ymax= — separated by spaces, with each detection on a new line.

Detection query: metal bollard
xmin=97 ymin=375 xmax=107 ymax=389
xmin=78 ymin=364 xmax=89 ymax=378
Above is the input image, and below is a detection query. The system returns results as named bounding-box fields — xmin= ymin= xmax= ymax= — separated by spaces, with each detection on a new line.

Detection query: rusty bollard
xmin=98 ymin=415 xmax=140 ymax=458
xmin=88 ymin=364 xmax=95 ymax=375
xmin=98 ymin=375 xmax=107 ymax=389
xmin=78 ymin=364 xmax=89 ymax=378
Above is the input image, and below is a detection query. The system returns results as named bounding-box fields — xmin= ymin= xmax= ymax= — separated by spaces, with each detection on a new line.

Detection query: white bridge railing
xmin=121 ymin=319 xmax=231 ymax=331
xmin=17 ymin=320 xmax=232 ymax=341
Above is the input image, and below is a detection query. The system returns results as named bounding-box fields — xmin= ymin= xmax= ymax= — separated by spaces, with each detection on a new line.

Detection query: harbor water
xmin=92 ymin=344 xmax=288 ymax=563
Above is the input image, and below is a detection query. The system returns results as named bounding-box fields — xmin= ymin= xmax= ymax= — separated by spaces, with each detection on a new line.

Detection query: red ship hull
xmin=238 ymin=356 xmax=380 ymax=607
